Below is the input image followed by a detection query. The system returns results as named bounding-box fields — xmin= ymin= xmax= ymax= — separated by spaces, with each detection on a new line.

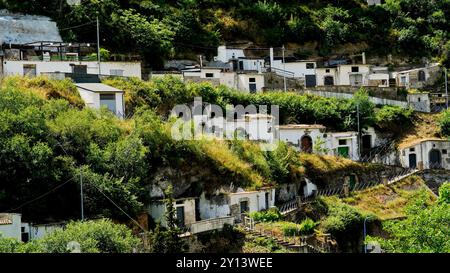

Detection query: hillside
xmin=2 ymin=0 xmax=450 ymax=67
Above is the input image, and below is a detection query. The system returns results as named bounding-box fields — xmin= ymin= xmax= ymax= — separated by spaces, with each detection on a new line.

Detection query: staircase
xmin=243 ymin=221 xmax=325 ymax=253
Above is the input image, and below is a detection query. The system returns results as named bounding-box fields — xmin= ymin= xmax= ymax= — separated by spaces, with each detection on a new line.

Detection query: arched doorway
xmin=418 ymin=70 xmax=426 ymax=82
xmin=324 ymin=76 xmax=334 ymax=86
xmin=429 ymin=149 xmax=442 ymax=169
xmin=300 ymin=135 xmax=313 ymax=153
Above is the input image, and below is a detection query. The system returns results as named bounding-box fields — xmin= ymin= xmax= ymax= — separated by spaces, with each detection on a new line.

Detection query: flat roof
xmin=399 ymin=138 xmax=450 ymax=149
xmin=75 ymin=83 xmax=123 ymax=93
xmin=277 ymin=124 xmax=326 ymax=130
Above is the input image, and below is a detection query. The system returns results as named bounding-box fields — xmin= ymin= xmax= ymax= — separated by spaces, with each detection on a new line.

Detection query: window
xmin=351 ymin=66 xmax=359 ymax=73
xmin=249 ymin=77 xmax=256 ymax=83
xmin=110 ymin=69 xmax=124 ymax=76
xmin=23 ymin=64 xmax=36 ymax=76
xmin=443 ymin=149 xmax=448 ymax=155
xmin=100 ymin=94 xmax=116 ymax=113
xmin=410 ymin=148 xmax=415 ymax=152
xmin=338 ymin=139 xmax=347 ymax=145
xmin=306 ymin=63 xmax=315 ymax=69
xmin=418 ymin=97 xmax=421 ymax=102
xmin=205 ymin=73 xmax=214 ymax=78
xmin=325 ymin=69 xmax=330 ymax=73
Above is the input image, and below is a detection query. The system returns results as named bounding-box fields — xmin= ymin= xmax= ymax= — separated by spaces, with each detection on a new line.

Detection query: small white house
xmin=277 ymin=124 xmax=327 ymax=153
xmin=393 ymin=63 xmax=440 ymax=89
xmin=276 ymin=124 xmax=360 ymax=160
xmin=336 ymin=64 xmax=372 ymax=86
xmin=367 ymin=0 xmax=384 ymax=5
xmin=76 ymin=83 xmax=125 ymax=118
xmin=2 ymin=60 xmax=142 ymax=79
xmin=316 ymin=67 xmax=339 ymax=86
xmin=399 ymin=139 xmax=450 ymax=170
xmin=21 ymin=222 xmax=65 ymax=242
xmin=198 ymin=188 xmax=275 ymax=221
xmin=367 ymin=67 xmax=390 ymax=87
xmin=215 ymin=45 xmax=246 ymax=63
xmin=183 ymin=68 xmax=265 ymax=93
xmin=148 ymin=197 xmax=197 ymax=228
xmin=328 ymin=132 xmax=360 ymax=161
xmin=0 ymin=213 xmax=21 ymax=241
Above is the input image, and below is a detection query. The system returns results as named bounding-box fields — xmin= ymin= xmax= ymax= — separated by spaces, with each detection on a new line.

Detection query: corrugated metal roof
xmin=75 ymin=83 xmax=123 ymax=93
xmin=0 ymin=11 xmax=62 ymax=45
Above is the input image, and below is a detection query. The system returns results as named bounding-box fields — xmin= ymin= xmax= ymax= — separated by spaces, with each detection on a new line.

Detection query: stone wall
xmin=418 ymin=169 xmax=450 ymax=194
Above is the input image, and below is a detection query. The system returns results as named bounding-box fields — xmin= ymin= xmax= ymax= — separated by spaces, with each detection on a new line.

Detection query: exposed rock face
xmin=419 ymin=169 xmax=450 ymax=194
xmin=0 ymin=10 xmax=62 ymax=44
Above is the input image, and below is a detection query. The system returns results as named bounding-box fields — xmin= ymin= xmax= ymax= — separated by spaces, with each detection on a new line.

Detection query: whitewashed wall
xmin=77 ymin=89 xmax=125 ymax=118
xmin=0 ymin=214 xmax=21 ymax=240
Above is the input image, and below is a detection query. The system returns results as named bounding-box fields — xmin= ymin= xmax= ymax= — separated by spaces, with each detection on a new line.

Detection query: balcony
xmin=187 ymin=216 xmax=235 ymax=235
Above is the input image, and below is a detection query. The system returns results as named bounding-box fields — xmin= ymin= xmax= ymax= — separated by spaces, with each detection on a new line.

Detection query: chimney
xmin=270 ymin=47 xmax=274 ymax=68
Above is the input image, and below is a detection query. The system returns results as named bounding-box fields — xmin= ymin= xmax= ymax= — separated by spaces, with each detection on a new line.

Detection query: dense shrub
xmin=250 ymin=208 xmax=281 ymax=222
xmin=439 ymin=109 xmax=450 ymax=137
xmin=375 ymin=105 xmax=414 ymax=133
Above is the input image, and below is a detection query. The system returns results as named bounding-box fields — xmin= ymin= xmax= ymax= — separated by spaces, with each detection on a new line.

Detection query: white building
xmin=76 ymin=83 xmax=125 ymax=118
xmin=367 ymin=0 xmax=384 ymax=5
xmin=183 ymin=68 xmax=265 ymax=93
xmin=276 ymin=124 xmax=360 ymax=160
xmin=393 ymin=63 xmax=441 ymax=89
xmin=215 ymin=45 xmax=246 ymax=63
xmin=198 ymin=188 xmax=275 ymax=221
xmin=149 ymin=197 xmax=197 ymax=228
xmin=399 ymin=139 xmax=450 ymax=170
xmin=336 ymin=64 xmax=372 ymax=86
xmin=277 ymin=124 xmax=327 ymax=152
xmin=1 ymin=60 xmax=142 ymax=78
xmin=0 ymin=213 xmax=22 ymax=241
xmin=21 ymin=222 xmax=65 ymax=242
xmin=316 ymin=67 xmax=339 ymax=86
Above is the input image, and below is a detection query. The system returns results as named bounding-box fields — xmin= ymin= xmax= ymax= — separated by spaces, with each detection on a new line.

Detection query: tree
xmin=38 ymin=219 xmax=140 ymax=253
xmin=367 ymin=189 xmax=450 ymax=253
xmin=149 ymin=185 xmax=186 ymax=253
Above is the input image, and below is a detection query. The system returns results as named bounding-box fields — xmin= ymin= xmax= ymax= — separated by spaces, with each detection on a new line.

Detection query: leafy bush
xmin=375 ymin=105 xmax=414 ymax=133
xmin=438 ymin=182 xmax=450 ymax=205
xmin=439 ymin=109 xmax=450 ymax=137
xmin=38 ymin=219 xmax=140 ymax=253
xmin=249 ymin=208 xmax=281 ymax=222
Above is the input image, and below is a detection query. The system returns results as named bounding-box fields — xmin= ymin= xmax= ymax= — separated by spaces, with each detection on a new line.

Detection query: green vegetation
xmin=438 ymin=182 xmax=450 ymax=205
xmin=338 ymin=175 xmax=435 ymax=220
xmin=439 ymin=109 xmax=450 ymax=137
xmin=2 ymin=1 xmax=450 ymax=66
xmin=367 ymin=185 xmax=450 ymax=253
xmin=375 ymin=105 xmax=414 ymax=133
xmin=0 ymin=219 xmax=140 ymax=253
xmin=249 ymin=208 xmax=282 ymax=223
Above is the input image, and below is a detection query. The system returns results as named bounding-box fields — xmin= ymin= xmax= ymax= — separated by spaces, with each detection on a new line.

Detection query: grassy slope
xmin=397 ymin=112 xmax=443 ymax=149
xmin=324 ymin=175 xmax=436 ymax=220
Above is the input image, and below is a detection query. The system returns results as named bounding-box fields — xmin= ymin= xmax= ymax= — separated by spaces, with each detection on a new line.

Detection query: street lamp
xmin=363 ymin=216 xmax=369 ymax=253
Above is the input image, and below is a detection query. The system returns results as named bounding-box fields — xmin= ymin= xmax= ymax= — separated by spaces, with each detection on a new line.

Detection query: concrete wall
xmin=2 ymin=61 xmax=142 ymax=78
xmin=216 ymin=46 xmax=245 ymax=63
xmin=77 ymin=89 xmax=125 ymax=118
xmin=337 ymin=65 xmax=371 ymax=86
xmin=148 ymin=198 xmax=196 ymax=227
xmin=25 ymin=223 xmax=64 ymax=241
xmin=278 ymin=128 xmax=326 ymax=152
xmin=0 ymin=213 xmax=21 ymax=240
xmin=272 ymin=60 xmax=316 ymax=78
xmin=189 ymin=216 xmax=235 ymax=234
xmin=327 ymin=132 xmax=360 ymax=161
xmin=316 ymin=68 xmax=338 ymax=86
xmin=400 ymin=141 xmax=450 ymax=170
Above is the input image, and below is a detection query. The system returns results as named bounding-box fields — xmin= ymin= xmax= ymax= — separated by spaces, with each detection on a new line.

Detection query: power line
xmin=88 ymin=182 xmax=146 ymax=232
xmin=6 ymin=176 xmax=76 ymax=212
xmin=59 ymin=21 xmax=96 ymax=31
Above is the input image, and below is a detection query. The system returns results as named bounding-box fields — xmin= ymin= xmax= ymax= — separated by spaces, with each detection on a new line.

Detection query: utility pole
xmin=357 ymin=103 xmax=361 ymax=159
xmin=445 ymin=67 xmax=448 ymax=109
xmin=199 ymin=55 xmax=203 ymax=68
xmin=282 ymin=45 xmax=287 ymax=92
xmin=96 ymin=16 xmax=101 ymax=75
xmin=80 ymin=170 xmax=84 ymax=221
